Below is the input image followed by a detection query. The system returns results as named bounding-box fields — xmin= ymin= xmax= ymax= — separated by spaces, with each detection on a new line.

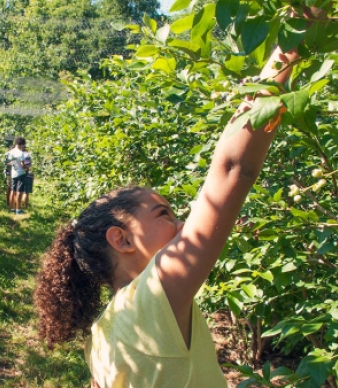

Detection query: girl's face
xmin=128 ymin=190 xmax=184 ymax=265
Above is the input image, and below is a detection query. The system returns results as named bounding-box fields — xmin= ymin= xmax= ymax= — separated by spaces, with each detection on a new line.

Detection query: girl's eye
xmin=159 ymin=209 xmax=170 ymax=216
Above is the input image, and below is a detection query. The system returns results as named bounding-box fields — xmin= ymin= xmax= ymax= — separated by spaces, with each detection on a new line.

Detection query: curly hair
xmin=34 ymin=186 xmax=150 ymax=348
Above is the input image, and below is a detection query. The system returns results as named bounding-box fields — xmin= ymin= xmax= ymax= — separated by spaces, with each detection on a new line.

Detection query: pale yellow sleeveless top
xmin=84 ymin=257 xmax=227 ymax=388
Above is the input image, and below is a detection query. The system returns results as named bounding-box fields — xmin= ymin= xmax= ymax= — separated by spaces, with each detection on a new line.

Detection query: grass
xmin=0 ymin=181 xmax=91 ymax=387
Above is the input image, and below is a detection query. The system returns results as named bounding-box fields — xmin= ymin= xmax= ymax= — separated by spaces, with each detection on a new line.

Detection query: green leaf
xmin=253 ymin=184 xmax=270 ymax=195
xmin=171 ymin=15 xmax=194 ymax=34
xmin=281 ymin=90 xmax=309 ymax=119
xmin=227 ymin=293 xmax=244 ymax=316
xmin=278 ymin=18 xmax=307 ymax=53
xmin=222 ymin=364 xmax=254 ymax=375
xmin=168 ymin=39 xmax=201 ymax=59
xmin=270 ymin=366 xmax=294 ymax=378
xmin=301 ymin=323 xmax=323 ymax=336
xmin=262 ymin=17 xmax=280 ymax=61
xmin=262 ymin=321 xmax=286 ymax=338
xmin=194 ymin=27 xmax=214 ymax=58
xmin=310 ymin=60 xmax=334 ymax=82
xmin=305 ymin=21 xmax=327 ymax=49
xmin=190 ymin=145 xmax=203 ymax=154
xmin=225 ymin=54 xmax=245 ymax=74
xmin=224 ymin=109 xmax=251 ymax=136
xmin=152 ymin=58 xmax=175 ymax=75
xmin=241 ymin=284 xmax=257 ymax=298
xmin=166 ymin=94 xmax=185 ymax=104
xmin=241 ymin=16 xmax=269 ymax=55
xmin=262 ymin=361 xmax=271 ymax=381
xmin=297 ymin=355 xmax=334 ymax=387
xmin=250 ymin=40 xmax=266 ymax=68
xmin=309 ymin=79 xmax=329 ymax=96
xmin=320 ymin=38 xmax=338 ymax=53
xmin=216 ymin=0 xmax=238 ymax=30
xmin=281 ymin=262 xmax=297 ymax=273
xmin=297 ymin=107 xmax=318 ymax=135
xmin=237 ymin=84 xmax=280 ymax=95
xmin=273 ymin=188 xmax=283 ymax=202
xmin=136 ymin=45 xmax=159 ymax=58
xmin=249 ymin=96 xmax=281 ymax=129
xmin=234 ymin=3 xmax=249 ymax=35
xmin=182 ymin=184 xmax=197 ymax=197
xmin=238 ymin=378 xmax=259 ymax=388
xmin=125 ymin=24 xmax=141 ymax=33
xmin=143 ymin=14 xmax=157 ymax=34
xmin=191 ymin=3 xmax=216 ymax=42
xmin=317 ymin=241 xmax=335 ymax=255
xmin=305 ymin=0 xmax=319 ymax=5
xmin=253 ymin=270 xmax=274 ymax=283
xmin=280 ymin=324 xmax=300 ymax=340
xmin=290 ymin=207 xmax=319 ymax=221
xmin=170 ymin=0 xmax=193 ymax=12
xmin=237 ymin=237 xmax=251 ymax=253
xmin=232 ymin=268 xmax=253 ymax=275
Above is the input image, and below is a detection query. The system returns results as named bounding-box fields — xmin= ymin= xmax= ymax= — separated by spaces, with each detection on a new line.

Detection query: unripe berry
xmin=288 ymin=184 xmax=299 ymax=197
xmin=312 ymin=183 xmax=320 ymax=192
xmin=294 ymin=194 xmax=302 ymax=203
xmin=311 ymin=168 xmax=323 ymax=178
xmin=317 ymin=179 xmax=326 ymax=188
xmin=210 ymin=91 xmax=220 ymax=100
xmin=272 ymin=61 xmax=283 ymax=70
xmin=222 ymin=80 xmax=230 ymax=89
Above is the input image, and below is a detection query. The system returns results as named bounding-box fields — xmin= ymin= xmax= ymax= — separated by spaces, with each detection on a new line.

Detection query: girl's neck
xmin=112 ymin=262 xmax=141 ymax=294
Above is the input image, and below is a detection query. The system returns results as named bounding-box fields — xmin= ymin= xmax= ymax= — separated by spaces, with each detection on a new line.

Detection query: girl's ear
xmin=106 ymin=226 xmax=135 ymax=253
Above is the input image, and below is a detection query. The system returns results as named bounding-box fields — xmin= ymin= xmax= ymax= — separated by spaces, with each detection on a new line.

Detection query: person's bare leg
xmin=22 ymin=193 xmax=29 ymax=208
xmin=16 ymin=192 xmax=23 ymax=211
xmin=6 ymin=186 xmax=11 ymax=206
xmin=10 ymin=190 xmax=16 ymax=209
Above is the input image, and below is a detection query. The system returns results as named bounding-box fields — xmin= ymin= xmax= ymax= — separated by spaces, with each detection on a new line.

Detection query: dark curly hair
xmin=34 ymin=186 xmax=150 ymax=349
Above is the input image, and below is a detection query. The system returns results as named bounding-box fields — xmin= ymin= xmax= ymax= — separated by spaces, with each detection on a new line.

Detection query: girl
xmin=35 ymin=44 xmax=301 ymax=387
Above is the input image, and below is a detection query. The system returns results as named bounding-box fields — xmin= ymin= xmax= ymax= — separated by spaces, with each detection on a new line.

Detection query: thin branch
xmin=314 ymin=135 xmax=338 ymax=195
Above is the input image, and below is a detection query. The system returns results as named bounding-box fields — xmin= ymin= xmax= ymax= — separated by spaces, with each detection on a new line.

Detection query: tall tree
xmin=97 ymin=0 xmax=161 ymax=22
xmin=0 ymin=0 xmax=162 ymax=127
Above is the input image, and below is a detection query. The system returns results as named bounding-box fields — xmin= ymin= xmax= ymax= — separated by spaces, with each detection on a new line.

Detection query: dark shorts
xmin=11 ymin=174 xmax=26 ymax=193
xmin=24 ymin=174 xmax=34 ymax=194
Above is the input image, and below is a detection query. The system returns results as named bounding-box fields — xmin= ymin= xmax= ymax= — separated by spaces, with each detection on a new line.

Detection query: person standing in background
xmin=22 ymin=146 xmax=33 ymax=209
xmin=7 ymin=136 xmax=26 ymax=215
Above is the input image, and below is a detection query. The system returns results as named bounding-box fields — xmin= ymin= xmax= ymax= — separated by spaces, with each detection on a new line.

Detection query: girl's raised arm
xmin=155 ymin=46 xmax=300 ymax=344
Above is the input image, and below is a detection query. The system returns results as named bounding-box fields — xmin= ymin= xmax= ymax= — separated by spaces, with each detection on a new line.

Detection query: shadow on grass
xmin=0 ymin=196 xmax=65 ymax=280
xmin=0 ymin=192 xmax=84 ymax=387
xmin=18 ymin=347 xmax=91 ymax=387
xmin=0 ymin=192 xmax=65 ymax=325
xmin=0 ymin=345 xmax=91 ymax=387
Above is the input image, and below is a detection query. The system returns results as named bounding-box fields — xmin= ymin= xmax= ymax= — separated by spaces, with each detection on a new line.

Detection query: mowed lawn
xmin=0 ymin=181 xmax=91 ymax=387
